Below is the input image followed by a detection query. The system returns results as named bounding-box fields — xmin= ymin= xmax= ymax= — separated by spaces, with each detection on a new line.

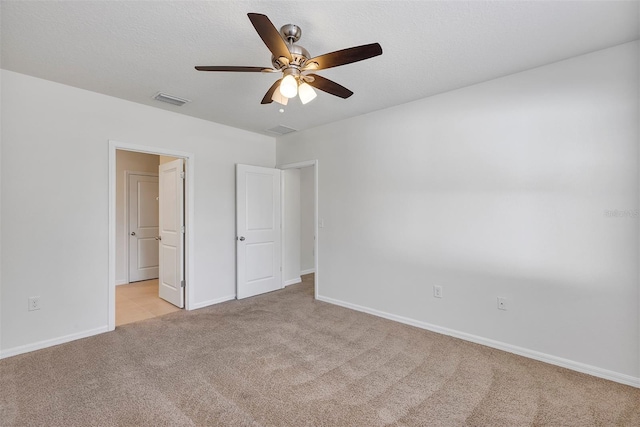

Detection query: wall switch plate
xmin=28 ymin=296 xmax=41 ymax=311
xmin=433 ymin=285 xmax=443 ymax=298
xmin=497 ymin=297 xmax=507 ymax=311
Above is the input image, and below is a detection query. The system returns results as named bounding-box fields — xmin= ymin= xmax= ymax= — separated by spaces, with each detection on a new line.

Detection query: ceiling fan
xmin=195 ymin=13 xmax=383 ymax=105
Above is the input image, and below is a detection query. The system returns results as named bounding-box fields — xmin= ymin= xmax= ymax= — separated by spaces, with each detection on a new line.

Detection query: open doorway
xmin=108 ymin=141 xmax=195 ymax=331
xmin=281 ymin=160 xmax=319 ymax=298
xmin=114 ymin=151 xmax=184 ymax=326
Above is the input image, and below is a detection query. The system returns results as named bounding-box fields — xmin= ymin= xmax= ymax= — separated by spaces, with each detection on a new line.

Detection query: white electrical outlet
xmin=497 ymin=297 xmax=507 ymax=311
xmin=433 ymin=285 xmax=443 ymax=298
xmin=28 ymin=296 xmax=41 ymax=311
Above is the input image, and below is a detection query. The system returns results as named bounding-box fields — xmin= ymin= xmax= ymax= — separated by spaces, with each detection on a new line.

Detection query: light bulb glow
xmin=279 ymin=75 xmax=298 ymax=98
xmin=298 ymin=82 xmax=317 ymax=104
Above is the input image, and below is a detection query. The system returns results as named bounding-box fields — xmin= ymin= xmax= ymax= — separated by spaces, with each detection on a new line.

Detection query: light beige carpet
xmin=1 ymin=276 xmax=639 ymax=426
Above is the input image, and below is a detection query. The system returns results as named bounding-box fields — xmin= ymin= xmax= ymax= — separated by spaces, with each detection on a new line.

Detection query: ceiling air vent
xmin=153 ymin=92 xmax=190 ymax=106
xmin=266 ymin=125 xmax=297 ymax=135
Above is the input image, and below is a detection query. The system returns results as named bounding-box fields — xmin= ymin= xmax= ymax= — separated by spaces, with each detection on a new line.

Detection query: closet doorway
xmin=281 ymin=160 xmax=319 ymax=299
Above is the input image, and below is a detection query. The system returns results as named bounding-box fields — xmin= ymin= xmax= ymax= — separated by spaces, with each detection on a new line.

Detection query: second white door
xmin=236 ymin=164 xmax=282 ymax=299
xmin=159 ymin=158 xmax=185 ymax=308
xmin=129 ymin=174 xmax=159 ymax=282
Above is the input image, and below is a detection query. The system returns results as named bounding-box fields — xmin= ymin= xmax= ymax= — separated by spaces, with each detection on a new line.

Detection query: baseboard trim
xmin=316 ymin=295 xmax=640 ymax=388
xmin=0 ymin=326 xmax=110 ymax=360
xmin=284 ymin=277 xmax=302 ymax=287
xmin=300 ymin=268 xmax=315 ymax=276
xmin=115 ymin=279 xmax=128 ymax=286
xmin=189 ymin=294 xmax=236 ymax=310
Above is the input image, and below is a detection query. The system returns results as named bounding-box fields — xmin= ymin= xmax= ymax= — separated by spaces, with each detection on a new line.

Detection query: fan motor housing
xmin=270 ymin=24 xmax=309 ymax=70
xmin=272 ymin=43 xmax=310 ymax=69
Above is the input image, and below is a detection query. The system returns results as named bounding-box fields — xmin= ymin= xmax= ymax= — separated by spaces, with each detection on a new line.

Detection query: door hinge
xmin=181 ymin=280 xmax=185 ymax=288
xmin=180 ymin=171 xmax=185 ymax=179
xmin=181 ymin=225 xmax=185 ymax=233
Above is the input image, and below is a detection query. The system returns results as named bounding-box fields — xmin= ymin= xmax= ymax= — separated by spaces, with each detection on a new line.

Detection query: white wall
xmin=115 ymin=150 xmax=160 ymax=284
xmin=0 ymin=60 xmax=3 ymax=354
xmin=300 ymin=166 xmax=315 ymax=274
xmin=277 ymin=42 xmax=640 ymax=384
xmin=0 ymin=70 xmax=275 ymax=355
xmin=283 ymin=169 xmax=301 ymax=285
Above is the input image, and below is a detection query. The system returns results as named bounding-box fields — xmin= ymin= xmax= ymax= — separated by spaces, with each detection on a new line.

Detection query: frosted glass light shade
xmin=298 ymin=82 xmax=317 ymax=104
xmin=271 ymin=88 xmax=289 ymax=105
xmin=279 ymin=75 xmax=298 ymax=98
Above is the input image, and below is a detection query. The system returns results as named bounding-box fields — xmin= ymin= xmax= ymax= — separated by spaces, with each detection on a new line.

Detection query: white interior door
xmin=128 ymin=174 xmax=159 ymax=282
xmin=236 ymin=164 xmax=282 ymax=299
xmin=159 ymin=158 xmax=185 ymax=308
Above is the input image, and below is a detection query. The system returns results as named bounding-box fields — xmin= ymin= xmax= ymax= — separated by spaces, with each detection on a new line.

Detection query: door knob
xmin=238 ymin=236 xmax=245 ymax=241
xmin=130 ymin=232 xmax=136 ymax=236
xmin=155 ymin=236 xmax=162 ymax=241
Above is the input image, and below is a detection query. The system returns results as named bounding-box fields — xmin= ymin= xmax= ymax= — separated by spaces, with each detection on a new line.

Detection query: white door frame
xmin=124 ymin=170 xmax=159 ymax=285
xmin=279 ymin=160 xmax=319 ymax=299
xmin=108 ymin=140 xmax=195 ymax=331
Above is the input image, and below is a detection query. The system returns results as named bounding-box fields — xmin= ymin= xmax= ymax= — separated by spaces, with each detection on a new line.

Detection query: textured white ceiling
xmin=2 ymin=1 xmax=638 ymax=136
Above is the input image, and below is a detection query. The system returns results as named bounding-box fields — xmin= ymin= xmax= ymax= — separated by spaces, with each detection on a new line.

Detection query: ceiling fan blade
xmin=305 ymin=74 xmax=353 ymax=99
xmin=261 ymin=78 xmax=283 ymax=104
xmin=247 ymin=13 xmax=292 ymax=62
xmin=195 ymin=66 xmax=273 ymax=72
xmin=303 ymin=43 xmax=382 ymax=71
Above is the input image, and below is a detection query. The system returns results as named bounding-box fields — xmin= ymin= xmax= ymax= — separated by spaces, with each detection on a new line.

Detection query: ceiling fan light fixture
xmin=195 ymin=13 xmax=382 ymax=105
xmin=298 ymin=82 xmax=317 ymax=104
xmin=279 ymin=74 xmax=298 ymax=98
